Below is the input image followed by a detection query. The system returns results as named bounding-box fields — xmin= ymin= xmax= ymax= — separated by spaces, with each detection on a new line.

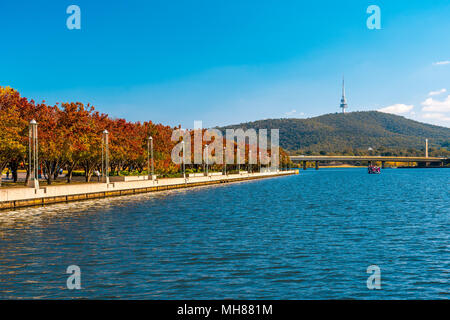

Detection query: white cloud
xmin=284 ymin=110 xmax=305 ymax=117
xmin=386 ymin=93 xmax=450 ymax=127
xmin=433 ymin=61 xmax=450 ymax=66
xmin=428 ymin=88 xmax=446 ymax=96
xmin=378 ymin=104 xmax=414 ymax=114
xmin=422 ymin=113 xmax=450 ymax=121
xmin=421 ymin=95 xmax=450 ymax=113
xmin=285 ymin=109 xmax=297 ymax=116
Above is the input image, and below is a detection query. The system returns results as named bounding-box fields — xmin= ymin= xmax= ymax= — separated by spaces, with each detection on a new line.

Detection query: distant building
xmin=340 ymin=77 xmax=348 ymax=113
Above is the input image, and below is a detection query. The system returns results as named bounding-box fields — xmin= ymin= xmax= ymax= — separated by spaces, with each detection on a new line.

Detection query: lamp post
xmin=205 ymin=144 xmax=209 ymax=177
xmin=223 ymin=146 xmax=226 ymax=175
xmin=249 ymin=150 xmax=252 ymax=174
xmin=147 ymin=137 xmax=150 ymax=179
xmin=28 ymin=119 xmax=39 ymax=190
xmin=203 ymin=145 xmax=206 ymax=175
xmin=101 ymin=133 xmax=104 ymax=180
xmin=268 ymin=154 xmax=271 ymax=172
xmin=103 ymin=130 xmax=109 ymax=184
xmin=259 ymin=151 xmax=262 ymax=173
xmin=237 ymin=148 xmax=240 ymax=174
xmin=181 ymin=141 xmax=186 ymax=180
xmin=148 ymin=136 xmax=154 ymax=180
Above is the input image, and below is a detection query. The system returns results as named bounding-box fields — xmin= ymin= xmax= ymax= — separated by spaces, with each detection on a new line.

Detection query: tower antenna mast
xmin=340 ymin=76 xmax=348 ymax=113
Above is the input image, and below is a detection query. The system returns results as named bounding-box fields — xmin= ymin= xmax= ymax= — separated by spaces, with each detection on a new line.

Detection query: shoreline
xmin=0 ymin=170 xmax=298 ymax=211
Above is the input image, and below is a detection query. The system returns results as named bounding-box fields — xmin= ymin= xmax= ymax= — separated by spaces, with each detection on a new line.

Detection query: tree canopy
xmin=0 ymin=87 xmax=291 ymax=186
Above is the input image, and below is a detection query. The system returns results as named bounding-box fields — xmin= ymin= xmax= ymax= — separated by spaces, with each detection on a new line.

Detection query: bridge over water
xmin=290 ymin=155 xmax=448 ymax=170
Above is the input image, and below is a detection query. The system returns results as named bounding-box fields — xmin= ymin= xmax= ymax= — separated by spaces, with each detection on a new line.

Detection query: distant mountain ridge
xmin=218 ymin=111 xmax=450 ymax=154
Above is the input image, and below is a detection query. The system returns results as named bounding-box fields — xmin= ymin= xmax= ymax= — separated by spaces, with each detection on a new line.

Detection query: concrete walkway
xmin=0 ymin=170 xmax=298 ymax=210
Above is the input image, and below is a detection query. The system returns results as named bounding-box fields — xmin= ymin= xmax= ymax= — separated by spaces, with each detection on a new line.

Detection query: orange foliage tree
xmin=0 ymin=86 xmax=291 ymax=185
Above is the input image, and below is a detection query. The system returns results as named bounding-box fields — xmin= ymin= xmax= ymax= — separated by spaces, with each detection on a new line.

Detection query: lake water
xmin=0 ymin=168 xmax=448 ymax=299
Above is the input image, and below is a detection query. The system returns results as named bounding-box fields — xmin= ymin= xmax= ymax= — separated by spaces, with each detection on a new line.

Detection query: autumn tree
xmin=0 ymin=87 xmax=28 ymax=186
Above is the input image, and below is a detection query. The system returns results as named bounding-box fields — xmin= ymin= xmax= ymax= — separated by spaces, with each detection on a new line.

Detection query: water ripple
xmin=0 ymin=168 xmax=449 ymax=299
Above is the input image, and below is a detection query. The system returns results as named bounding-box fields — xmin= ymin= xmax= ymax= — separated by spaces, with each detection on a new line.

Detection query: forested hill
xmin=218 ymin=111 xmax=450 ymax=155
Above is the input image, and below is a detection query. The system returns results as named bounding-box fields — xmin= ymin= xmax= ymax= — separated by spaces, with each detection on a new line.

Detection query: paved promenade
xmin=0 ymin=170 xmax=298 ymax=210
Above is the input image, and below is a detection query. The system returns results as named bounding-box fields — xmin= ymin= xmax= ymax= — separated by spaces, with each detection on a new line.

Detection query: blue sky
xmin=1 ymin=0 xmax=450 ymax=128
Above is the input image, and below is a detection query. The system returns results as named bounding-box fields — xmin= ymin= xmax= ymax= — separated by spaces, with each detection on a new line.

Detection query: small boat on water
xmin=368 ymin=165 xmax=381 ymax=174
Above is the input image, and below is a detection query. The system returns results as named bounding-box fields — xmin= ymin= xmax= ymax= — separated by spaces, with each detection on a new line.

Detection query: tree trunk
xmin=83 ymin=160 xmax=96 ymax=182
xmin=67 ymin=167 xmax=73 ymax=183
xmin=0 ymin=162 xmax=8 ymax=187
xmin=43 ymin=160 xmax=59 ymax=185
xmin=10 ymin=161 xmax=18 ymax=183
xmin=84 ymin=165 xmax=89 ymax=182
xmin=24 ymin=168 xmax=30 ymax=186
xmin=66 ymin=161 xmax=77 ymax=183
xmin=46 ymin=168 xmax=52 ymax=185
xmin=53 ymin=166 xmax=60 ymax=181
xmin=45 ymin=162 xmax=52 ymax=185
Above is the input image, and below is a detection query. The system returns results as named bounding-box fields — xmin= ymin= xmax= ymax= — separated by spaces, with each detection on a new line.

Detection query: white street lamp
xmin=249 ymin=150 xmax=252 ymax=174
xmin=203 ymin=145 xmax=206 ymax=175
xmin=205 ymin=144 xmax=209 ymax=177
xmin=28 ymin=119 xmax=39 ymax=190
xmin=259 ymin=151 xmax=262 ymax=173
xmin=237 ymin=148 xmax=240 ymax=174
xmin=223 ymin=146 xmax=226 ymax=175
xmin=148 ymin=136 xmax=154 ymax=180
xmin=181 ymin=140 xmax=186 ymax=180
xmin=103 ymin=130 xmax=109 ymax=184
